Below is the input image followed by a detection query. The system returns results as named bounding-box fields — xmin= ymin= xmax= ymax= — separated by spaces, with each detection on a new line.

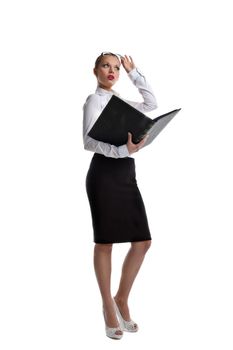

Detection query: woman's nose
xmin=109 ymin=66 xmax=114 ymax=73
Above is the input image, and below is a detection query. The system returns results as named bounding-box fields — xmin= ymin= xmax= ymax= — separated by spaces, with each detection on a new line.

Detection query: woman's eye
xmin=115 ymin=66 xmax=120 ymax=71
xmin=103 ymin=64 xmax=109 ymax=68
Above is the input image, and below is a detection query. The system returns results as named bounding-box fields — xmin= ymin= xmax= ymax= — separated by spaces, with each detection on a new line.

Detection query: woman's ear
xmin=93 ymin=68 xmax=97 ymax=77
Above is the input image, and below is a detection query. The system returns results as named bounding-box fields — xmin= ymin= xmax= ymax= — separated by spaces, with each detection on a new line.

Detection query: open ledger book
xmin=88 ymin=95 xmax=181 ymax=147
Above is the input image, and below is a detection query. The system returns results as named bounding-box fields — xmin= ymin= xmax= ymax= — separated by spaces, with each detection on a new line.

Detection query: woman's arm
xmin=121 ymin=55 xmax=158 ymax=112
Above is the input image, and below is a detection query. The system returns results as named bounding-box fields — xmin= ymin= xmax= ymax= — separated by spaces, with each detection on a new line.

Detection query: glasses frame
xmin=101 ymin=52 xmax=124 ymax=59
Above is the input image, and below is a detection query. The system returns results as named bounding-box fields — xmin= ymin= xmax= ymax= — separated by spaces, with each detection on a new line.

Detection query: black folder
xmin=88 ymin=95 xmax=181 ymax=147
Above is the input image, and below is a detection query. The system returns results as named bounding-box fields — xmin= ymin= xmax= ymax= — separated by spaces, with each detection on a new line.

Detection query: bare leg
xmin=114 ymin=240 xmax=151 ymax=322
xmin=94 ymin=243 xmax=122 ymax=335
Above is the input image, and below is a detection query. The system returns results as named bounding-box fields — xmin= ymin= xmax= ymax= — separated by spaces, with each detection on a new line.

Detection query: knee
xmin=94 ymin=243 xmax=113 ymax=255
xmin=131 ymin=240 xmax=152 ymax=255
xmin=144 ymin=239 xmax=152 ymax=252
xmin=141 ymin=240 xmax=152 ymax=253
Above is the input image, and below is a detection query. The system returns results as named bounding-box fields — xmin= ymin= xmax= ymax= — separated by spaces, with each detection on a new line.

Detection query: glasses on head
xmin=94 ymin=52 xmax=123 ymax=69
xmin=101 ymin=51 xmax=123 ymax=59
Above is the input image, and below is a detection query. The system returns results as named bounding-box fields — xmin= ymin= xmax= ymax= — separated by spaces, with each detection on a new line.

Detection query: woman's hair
xmin=94 ymin=52 xmax=121 ymax=69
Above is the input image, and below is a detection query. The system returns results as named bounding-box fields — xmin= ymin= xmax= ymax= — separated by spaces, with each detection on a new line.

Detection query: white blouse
xmin=83 ymin=67 xmax=158 ymax=158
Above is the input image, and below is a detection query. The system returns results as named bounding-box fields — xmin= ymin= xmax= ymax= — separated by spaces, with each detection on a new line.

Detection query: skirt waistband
xmin=92 ymin=153 xmax=134 ymax=163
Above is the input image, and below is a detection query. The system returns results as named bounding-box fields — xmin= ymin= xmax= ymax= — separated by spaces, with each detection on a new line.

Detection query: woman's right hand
xmin=126 ymin=132 xmax=148 ymax=154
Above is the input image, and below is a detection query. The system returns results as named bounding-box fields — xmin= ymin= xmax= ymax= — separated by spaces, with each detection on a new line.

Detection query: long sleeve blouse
xmin=83 ymin=67 xmax=158 ymax=158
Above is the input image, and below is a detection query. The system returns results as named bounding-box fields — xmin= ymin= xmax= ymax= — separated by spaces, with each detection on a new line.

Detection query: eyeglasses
xmin=101 ymin=51 xmax=123 ymax=59
xmin=94 ymin=52 xmax=123 ymax=69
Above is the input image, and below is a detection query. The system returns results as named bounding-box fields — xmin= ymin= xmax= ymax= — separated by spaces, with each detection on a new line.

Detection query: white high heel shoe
xmin=103 ymin=309 xmax=123 ymax=340
xmin=114 ymin=300 xmax=139 ymax=332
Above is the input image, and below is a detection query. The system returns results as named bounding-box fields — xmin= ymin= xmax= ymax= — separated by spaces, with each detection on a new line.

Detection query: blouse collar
xmin=95 ymin=86 xmax=120 ymax=97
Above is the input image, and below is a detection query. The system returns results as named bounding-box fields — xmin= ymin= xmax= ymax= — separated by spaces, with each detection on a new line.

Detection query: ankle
xmin=103 ymin=297 xmax=115 ymax=309
xmin=114 ymin=296 xmax=128 ymax=307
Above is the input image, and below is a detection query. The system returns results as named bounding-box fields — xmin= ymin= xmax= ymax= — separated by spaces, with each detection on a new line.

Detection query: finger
xmin=144 ymin=133 xmax=149 ymax=141
xmin=139 ymin=139 xmax=146 ymax=147
xmin=127 ymin=132 xmax=132 ymax=143
xmin=121 ymin=56 xmax=129 ymax=68
xmin=129 ymin=55 xmax=134 ymax=63
xmin=120 ymin=56 xmax=127 ymax=65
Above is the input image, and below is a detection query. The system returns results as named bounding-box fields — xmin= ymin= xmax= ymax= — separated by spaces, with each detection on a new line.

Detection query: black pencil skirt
xmin=86 ymin=153 xmax=151 ymax=244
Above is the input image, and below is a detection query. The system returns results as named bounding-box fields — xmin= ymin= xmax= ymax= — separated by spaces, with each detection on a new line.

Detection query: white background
xmin=0 ymin=0 xmax=233 ymax=349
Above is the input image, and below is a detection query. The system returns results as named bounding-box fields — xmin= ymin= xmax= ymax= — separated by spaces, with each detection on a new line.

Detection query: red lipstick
xmin=108 ymin=75 xmax=114 ymax=80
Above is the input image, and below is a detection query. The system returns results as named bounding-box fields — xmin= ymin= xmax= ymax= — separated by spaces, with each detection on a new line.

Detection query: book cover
xmin=88 ymin=95 xmax=181 ymax=147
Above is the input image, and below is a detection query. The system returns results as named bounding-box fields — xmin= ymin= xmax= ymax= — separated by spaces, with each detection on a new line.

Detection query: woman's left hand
xmin=121 ymin=55 xmax=136 ymax=73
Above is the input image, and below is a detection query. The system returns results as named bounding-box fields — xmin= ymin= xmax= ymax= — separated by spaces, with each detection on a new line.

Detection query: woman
xmin=83 ymin=52 xmax=158 ymax=339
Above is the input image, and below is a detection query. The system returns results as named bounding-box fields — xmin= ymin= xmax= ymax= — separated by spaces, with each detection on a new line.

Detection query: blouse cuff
xmin=118 ymin=144 xmax=130 ymax=158
xmin=128 ymin=67 xmax=144 ymax=82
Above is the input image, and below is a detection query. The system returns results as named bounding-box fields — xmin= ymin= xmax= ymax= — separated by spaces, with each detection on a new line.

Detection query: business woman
xmin=83 ymin=52 xmax=158 ymax=339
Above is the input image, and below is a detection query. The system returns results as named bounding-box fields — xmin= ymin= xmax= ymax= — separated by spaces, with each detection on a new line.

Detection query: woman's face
xmin=94 ymin=55 xmax=121 ymax=90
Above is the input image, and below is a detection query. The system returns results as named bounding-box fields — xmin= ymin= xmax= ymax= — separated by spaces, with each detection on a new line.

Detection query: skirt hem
xmin=94 ymin=238 xmax=152 ymax=244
